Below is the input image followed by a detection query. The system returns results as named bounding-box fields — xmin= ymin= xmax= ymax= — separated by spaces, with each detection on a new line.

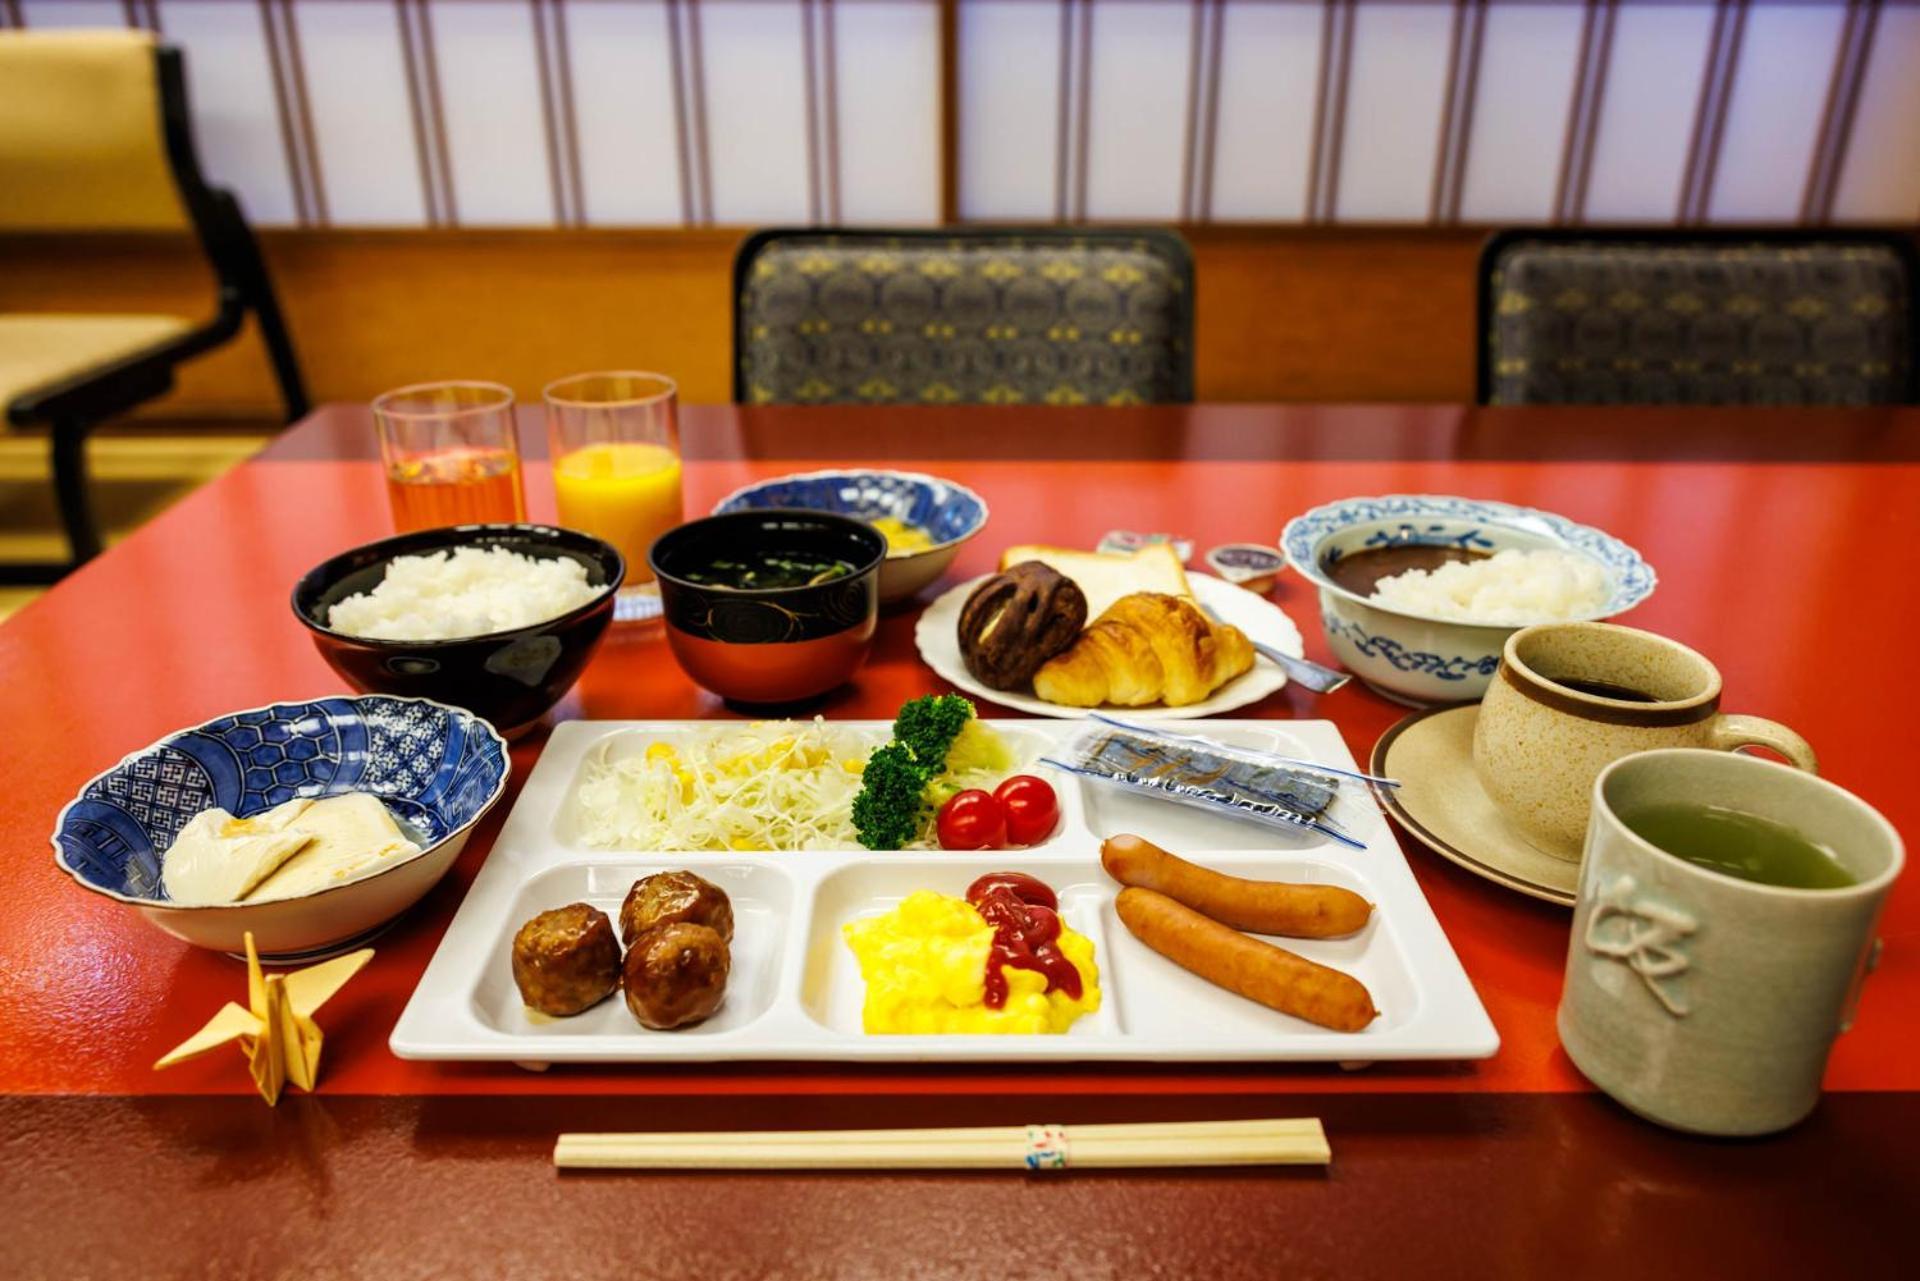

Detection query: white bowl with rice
xmin=1280 ymin=496 xmax=1657 ymax=705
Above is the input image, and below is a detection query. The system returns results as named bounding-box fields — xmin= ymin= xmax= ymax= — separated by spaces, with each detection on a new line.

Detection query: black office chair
xmin=0 ymin=30 xmax=308 ymax=581
xmin=1477 ymin=227 xmax=1917 ymax=406
xmin=734 ymin=227 xmax=1194 ymax=406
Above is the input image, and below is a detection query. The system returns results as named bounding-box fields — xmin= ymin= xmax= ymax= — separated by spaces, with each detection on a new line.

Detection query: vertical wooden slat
xmin=1801 ymin=0 xmax=1878 ymax=226
xmin=1306 ymin=0 xmax=1355 ymax=224
xmin=1565 ymin=0 xmax=1615 ymax=225
xmin=821 ymin=0 xmax=840 ymax=223
xmin=1071 ymin=0 xmax=1092 ymax=221
xmin=530 ymin=0 xmax=571 ymax=226
xmin=416 ymin=0 xmax=457 ymax=226
xmin=683 ymin=0 xmax=712 ymax=226
xmin=1197 ymin=0 xmax=1224 ymax=222
xmin=395 ymin=0 xmax=442 ymax=226
xmin=801 ymin=0 xmax=823 ymax=225
xmin=938 ymin=0 xmax=957 ymax=223
xmin=664 ymin=0 xmax=696 ymax=228
xmin=1428 ymin=0 xmax=1482 ymax=226
xmin=1053 ymin=0 xmax=1072 ymax=222
xmin=551 ymin=0 xmax=584 ymax=226
xmin=1679 ymin=0 xmax=1748 ymax=225
xmin=257 ymin=0 xmax=312 ymax=227
xmin=278 ymin=0 xmax=328 ymax=225
xmin=1179 ymin=0 xmax=1204 ymax=224
xmin=1554 ymin=0 xmax=1616 ymax=226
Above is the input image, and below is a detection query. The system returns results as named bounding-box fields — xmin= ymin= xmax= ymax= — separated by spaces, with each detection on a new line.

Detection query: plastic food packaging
xmin=1041 ymin=716 xmax=1397 ymax=849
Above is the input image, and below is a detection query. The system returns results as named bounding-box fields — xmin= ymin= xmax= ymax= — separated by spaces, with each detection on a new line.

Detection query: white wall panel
xmin=297 ymin=0 xmax=429 ymax=226
xmin=958 ymin=0 xmax=1062 ymax=221
xmin=1208 ymin=0 xmax=1320 ymax=222
xmin=1707 ymin=4 xmax=1846 ymax=223
xmin=1830 ymin=8 xmax=1920 ymax=224
xmin=1081 ymin=0 xmax=1189 ymax=220
xmin=429 ymin=0 xmax=555 ymax=226
xmin=1334 ymin=2 xmax=1454 ymax=222
xmin=1582 ymin=3 xmax=1715 ymax=223
xmin=19 ymin=1 xmax=124 ymax=26
xmin=834 ymin=1 xmax=941 ymax=224
xmin=160 ymin=1 xmax=300 ymax=226
xmin=563 ymin=0 xmax=684 ymax=226
xmin=1456 ymin=2 xmax=1586 ymax=224
xmin=699 ymin=0 xmax=810 ymax=223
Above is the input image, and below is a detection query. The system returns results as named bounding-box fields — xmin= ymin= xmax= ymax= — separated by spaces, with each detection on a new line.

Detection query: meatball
xmin=619 ymin=870 xmax=734 ymax=947
xmin=510 ymin=903 xmax=621 ymax=1016
xmin=622 ymin=922 xmax=730 ymax=1030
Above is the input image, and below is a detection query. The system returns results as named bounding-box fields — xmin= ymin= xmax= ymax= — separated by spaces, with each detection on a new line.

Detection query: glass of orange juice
xmin=544 ymin=371 xmax=682 ymax=620
xmin=373 ymin=380 xmax=527 ymax=531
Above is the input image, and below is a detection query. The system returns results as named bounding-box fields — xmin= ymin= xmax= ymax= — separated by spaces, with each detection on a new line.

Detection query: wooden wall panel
xmin=0 ymin=226 xmax=1489 ymax=418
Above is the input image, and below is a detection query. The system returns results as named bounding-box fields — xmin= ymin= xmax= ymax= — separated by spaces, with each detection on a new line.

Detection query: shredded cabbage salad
xmin=571 ymin=717 xmax=1019 ymax=851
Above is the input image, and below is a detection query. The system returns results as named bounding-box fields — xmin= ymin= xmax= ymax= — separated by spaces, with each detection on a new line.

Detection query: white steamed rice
xmin=1367 ymin=547 xmax=1609 ymax=625
xmin=328 ymin=546 xmax=601 ymax=640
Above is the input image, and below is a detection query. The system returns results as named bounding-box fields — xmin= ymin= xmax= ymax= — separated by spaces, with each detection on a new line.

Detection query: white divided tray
xmin=390 ymin=720 xmax=1499 ymax=1066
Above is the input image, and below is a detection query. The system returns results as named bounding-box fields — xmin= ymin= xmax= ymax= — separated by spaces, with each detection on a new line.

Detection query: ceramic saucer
xmin=1370 ymin=704 xmax=1579 ymax=907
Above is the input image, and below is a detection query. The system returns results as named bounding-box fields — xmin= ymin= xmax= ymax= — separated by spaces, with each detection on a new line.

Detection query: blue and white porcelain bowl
xmin=51 ymin=695 xmax=510 ymax=960
xmin=712 ymin=469 xmax=989 ymax=604
xmin=1281 ymin=495 xmax=1656 ymax=705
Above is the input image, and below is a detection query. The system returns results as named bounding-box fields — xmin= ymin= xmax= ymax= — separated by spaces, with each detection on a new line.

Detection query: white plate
xmin=390 ymin=719 xmax=1498 ymax=1067
xmin=915 ymin=572 xmax=1303 ymax=720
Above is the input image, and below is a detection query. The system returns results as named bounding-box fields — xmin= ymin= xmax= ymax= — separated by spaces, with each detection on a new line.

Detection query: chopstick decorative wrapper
xmin=555 ymin=1118 xmax=1329 ymax=1171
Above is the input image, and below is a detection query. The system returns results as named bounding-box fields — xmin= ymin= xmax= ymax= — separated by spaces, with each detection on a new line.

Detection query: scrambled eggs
xmin=843 ymin=891 xmax=1101 ymax=1034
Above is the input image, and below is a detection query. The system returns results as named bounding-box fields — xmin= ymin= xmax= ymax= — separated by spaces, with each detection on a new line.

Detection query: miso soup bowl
xmin=651 ymin=510 xmax=885 ymax=705
xmin=1281 ymin=495 xmax=1656 ymax=705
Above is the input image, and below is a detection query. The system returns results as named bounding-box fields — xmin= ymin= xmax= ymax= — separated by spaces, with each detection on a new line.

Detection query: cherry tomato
xmin=936 ymin=790 xmax=1007 ymax=850
xmin=992 ymin=775 xmax=1060 ymax=846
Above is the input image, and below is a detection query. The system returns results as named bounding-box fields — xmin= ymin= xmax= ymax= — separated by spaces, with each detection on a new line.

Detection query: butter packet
xmin=1042 ymin=716 xmax=1396 ymax=849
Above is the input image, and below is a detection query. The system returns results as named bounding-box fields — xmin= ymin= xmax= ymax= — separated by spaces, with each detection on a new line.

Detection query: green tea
xmin=1621 ymin=802 xmax=1856 ymax=890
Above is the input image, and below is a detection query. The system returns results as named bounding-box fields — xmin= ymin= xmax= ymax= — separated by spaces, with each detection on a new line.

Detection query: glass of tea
xmin=373 ymin=381 xmax=527 ymax=531
xmin=543 ymin=371 xmax=682 ymax=621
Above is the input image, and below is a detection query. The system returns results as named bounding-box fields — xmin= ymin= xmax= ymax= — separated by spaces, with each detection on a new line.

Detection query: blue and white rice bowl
xmin=712 ymin=468 xmax=989 ymax=604
xmin=1281 ymin=495 xmax=1656 ymax=705
xmin=51 ymin=694 xmax=509 ymax=960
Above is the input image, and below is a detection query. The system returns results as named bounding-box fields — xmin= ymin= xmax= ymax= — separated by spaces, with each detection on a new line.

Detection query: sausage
xmin=1101 ymin=834 xmax=1372 ymax=938
xmin=1115 ymin=887 xmax=1378 ymax=1032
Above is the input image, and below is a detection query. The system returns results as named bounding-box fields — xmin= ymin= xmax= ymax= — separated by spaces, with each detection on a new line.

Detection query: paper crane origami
xmin=155 ymin=932 xmax=373 ymax=1105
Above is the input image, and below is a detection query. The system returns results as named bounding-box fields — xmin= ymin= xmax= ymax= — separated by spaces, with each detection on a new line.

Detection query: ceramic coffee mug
xmin=1473 ymin=621 xmax=1816 ymax=860
xmin=1558 ymin=749 xmax=1903 ymax=1135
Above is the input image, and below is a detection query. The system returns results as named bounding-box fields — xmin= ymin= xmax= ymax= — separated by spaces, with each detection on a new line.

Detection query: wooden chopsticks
xmin=554 ymin=1117 xmax=1328 ymax=1171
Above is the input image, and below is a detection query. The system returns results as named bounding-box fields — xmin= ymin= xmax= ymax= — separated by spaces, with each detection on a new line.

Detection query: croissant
xmin=1031 ymin=592 xmax=1255 ymax=708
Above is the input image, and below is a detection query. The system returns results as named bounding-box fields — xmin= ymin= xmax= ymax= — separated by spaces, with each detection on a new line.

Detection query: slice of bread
xmin=996 ymin=543 xmax=1192 ymax=621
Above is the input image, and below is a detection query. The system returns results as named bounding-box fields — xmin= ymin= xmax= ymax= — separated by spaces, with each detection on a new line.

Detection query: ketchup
xmin=965 ymin=872 xmax=1082 ymax=1009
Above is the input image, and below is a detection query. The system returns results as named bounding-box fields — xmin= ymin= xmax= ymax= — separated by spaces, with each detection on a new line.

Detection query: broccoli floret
xmin=851 ymin=743 xmax=928 ymax=850
xmin=892 ymin=694 xmax=976 ymax=774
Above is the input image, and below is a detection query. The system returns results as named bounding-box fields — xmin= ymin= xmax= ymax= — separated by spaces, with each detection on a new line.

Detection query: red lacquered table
xmin=2 ymin=404 xmax=1916 ymax=1278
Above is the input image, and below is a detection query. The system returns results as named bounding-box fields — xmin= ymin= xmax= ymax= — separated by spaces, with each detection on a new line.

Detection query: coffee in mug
xmin=1472 ymin=621 xmax=1816 ymax=860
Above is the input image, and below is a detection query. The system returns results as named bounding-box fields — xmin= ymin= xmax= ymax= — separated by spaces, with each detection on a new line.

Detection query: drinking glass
xmin=373 ymin=381 xmax=527 ymax=531
xmin=544 ymin=371 xmax=682 ymax=620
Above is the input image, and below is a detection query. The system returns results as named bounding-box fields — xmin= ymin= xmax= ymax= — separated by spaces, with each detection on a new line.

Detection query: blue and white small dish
xmin=52 ymin=694 xmax=510 ymax=960
xmin=713 ymin=468 xmax=989 ymax=604
xmin=1281 ymin=495 xmax=1656 ymax=705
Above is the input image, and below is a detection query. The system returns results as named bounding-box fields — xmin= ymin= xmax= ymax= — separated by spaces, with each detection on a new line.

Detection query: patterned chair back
xmin=733 ymin=229 xmax=1193 ymax=406
xmin=1479 ymin=232 xmax=1917 ymax=406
